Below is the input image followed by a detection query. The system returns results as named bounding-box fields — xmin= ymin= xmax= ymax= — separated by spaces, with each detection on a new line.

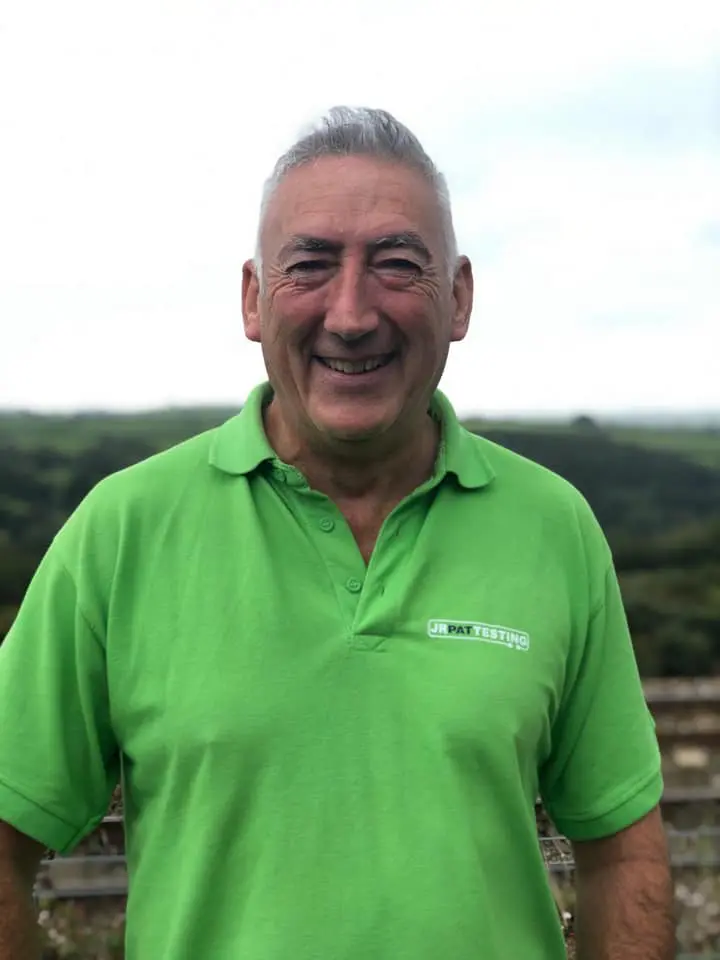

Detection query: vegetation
xmin=2 ymin=408 xmax=719 ymax=677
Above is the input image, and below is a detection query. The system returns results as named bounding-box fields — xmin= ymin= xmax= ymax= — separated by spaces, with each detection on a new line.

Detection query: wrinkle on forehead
xmin=260 ymin=156 xmax=445 ymax=263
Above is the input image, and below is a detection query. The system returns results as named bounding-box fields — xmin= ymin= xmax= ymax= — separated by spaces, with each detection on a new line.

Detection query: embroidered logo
xmin=427 ymin=619 xmax=530 ymax=651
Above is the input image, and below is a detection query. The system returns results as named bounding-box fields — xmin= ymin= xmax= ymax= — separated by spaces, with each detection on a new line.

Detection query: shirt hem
xmin=548 ymin=767 xmax=664 ymax=841
xmin=0 ymin=774 xmax=94 ymax=854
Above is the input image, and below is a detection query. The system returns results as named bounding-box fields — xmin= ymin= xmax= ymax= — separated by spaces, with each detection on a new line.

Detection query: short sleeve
xmin=0 ymin=537 xmax=119 ymax=854
xmin=539 ymin=560 xmax=663 ymax=841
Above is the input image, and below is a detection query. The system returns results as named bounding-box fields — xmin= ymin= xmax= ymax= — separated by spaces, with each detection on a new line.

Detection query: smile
xmin=315 ymin=354 xmax=394 ymax=375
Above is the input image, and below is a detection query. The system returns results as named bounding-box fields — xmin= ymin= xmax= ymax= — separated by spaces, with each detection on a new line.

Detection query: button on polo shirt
xmin=0 ymin=382 xmax=662 ymax=960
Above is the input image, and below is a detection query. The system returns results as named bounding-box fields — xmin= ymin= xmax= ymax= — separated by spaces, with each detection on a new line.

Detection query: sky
xmin=0 ymin=0 xmax=719 ymax=418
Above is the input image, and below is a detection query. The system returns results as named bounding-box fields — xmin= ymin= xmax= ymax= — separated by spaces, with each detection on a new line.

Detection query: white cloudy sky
xmin=1 ymin=0 xmax=718 ymax=417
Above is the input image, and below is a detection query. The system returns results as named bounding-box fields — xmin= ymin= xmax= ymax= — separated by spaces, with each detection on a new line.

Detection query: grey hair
xmin=254 ymin=106 xmax=458 ymax=284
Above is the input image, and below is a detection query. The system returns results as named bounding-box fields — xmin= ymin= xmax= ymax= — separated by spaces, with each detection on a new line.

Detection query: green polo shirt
xmin=0 ymin=383 xmax=662 ymax=960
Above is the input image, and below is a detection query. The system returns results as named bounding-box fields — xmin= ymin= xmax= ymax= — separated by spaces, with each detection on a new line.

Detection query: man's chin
xmin=306 ymin=396 xmax=393 ymax=437
xmin=320 ymin=421 xmax=388 ymax=445
xmin=310 ymin=410 xmax=395 ymax=446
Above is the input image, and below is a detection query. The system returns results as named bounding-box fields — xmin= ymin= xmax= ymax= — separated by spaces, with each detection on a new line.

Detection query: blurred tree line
xmin=479 ymin=424 xmax=720 ymax=676
xmin=1 ymin=412 xmax=719 ymax=677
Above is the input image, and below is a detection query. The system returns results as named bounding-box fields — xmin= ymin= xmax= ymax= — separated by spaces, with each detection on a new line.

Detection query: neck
xmin=263 ymin=400 xmax=440 ymax=505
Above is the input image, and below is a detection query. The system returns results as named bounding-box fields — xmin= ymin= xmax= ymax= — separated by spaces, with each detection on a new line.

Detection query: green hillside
xmin=1 ymin=408 xmax=719 ymax=677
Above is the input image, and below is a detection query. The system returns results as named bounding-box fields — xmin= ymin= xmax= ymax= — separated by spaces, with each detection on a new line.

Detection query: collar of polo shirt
xmin=209 ymin=382 xmax=495 ymax=491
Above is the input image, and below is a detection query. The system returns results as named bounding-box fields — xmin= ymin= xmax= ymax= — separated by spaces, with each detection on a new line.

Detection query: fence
xmin=35 ymin=822 xmax=720 ymax=900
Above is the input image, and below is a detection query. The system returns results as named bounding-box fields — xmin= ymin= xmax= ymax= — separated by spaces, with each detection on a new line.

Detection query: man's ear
xmin=242 ymin=259 xmax=261 ymax=342
xmin=450 ymin=256 xmax=473 ymax=342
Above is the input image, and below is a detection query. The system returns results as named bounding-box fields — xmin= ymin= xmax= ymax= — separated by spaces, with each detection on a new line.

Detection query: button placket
xmin=289 ymin=496 xmax=365 ymax=628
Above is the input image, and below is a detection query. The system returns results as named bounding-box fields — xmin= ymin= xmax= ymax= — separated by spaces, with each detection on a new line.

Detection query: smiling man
xmin=243 ymin=139 xmax=472 ymax=538
xmin=0 ymin=107 xmax=674 ymax=959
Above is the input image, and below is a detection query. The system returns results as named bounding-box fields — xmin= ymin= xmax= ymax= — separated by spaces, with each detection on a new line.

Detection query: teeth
xmin=322 ymin=356 xmax=390 ymax=374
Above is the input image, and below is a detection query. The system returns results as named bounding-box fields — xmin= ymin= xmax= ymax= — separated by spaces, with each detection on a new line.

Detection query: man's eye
xmin=288 ymin=260 xmax=332 ymax=274
xmin=376 ymin=258 xmax=421 ymax=273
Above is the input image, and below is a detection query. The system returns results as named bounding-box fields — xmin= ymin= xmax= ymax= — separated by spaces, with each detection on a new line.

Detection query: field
xmin=607 ymin=427 xmax=720 ymax=471
xmin=0 ymin=407 xmax=238 ymax=454
xmin=2 ymin=407 xmax=719 ymax=467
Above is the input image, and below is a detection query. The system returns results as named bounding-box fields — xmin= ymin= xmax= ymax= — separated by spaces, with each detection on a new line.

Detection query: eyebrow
xmin=370 ymin=232 xmax=431 ymax=263
xmin=279 ymin=231 xmax=432 ymax=264
xmin=279 ymin=236 xmax=342 ymax=259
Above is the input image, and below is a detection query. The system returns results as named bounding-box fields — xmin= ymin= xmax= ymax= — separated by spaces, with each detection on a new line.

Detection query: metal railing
xmin=34 ymin=826 xmax=720 ymax=901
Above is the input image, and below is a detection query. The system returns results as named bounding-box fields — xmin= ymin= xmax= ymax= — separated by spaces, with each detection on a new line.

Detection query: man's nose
xmin=323 ymin=264 xmax=379 ymax=341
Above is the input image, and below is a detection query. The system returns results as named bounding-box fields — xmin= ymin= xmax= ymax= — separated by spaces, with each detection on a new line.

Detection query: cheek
xmin=259 ymin=314 xmax=314 ymax=387
xmin=260 ymin=310 xmax=300 ymax=351
xmin=401 ymin=307 xmax=450 ymax=349
xmin=265 ymin=289 xmax=323 ymax=338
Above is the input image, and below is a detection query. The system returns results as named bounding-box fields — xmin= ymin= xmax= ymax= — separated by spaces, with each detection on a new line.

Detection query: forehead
xmin=262 ymin=155 xmax=444 ymax=255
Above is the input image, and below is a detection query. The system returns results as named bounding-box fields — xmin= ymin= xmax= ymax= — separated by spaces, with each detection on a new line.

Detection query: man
xmin=0 ymin=107 xmax=675 ymax=959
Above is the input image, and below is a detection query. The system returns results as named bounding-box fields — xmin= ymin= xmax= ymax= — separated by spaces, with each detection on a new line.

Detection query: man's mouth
xmin=315 ymin=353 xmax=395 ymax=375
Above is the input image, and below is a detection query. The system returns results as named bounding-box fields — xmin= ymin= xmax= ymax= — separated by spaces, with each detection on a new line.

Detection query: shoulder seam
xmin=588 ymin=561 xmax=613 ymax=621
xmin=53 ymin=547 xmax=107 ymax=654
